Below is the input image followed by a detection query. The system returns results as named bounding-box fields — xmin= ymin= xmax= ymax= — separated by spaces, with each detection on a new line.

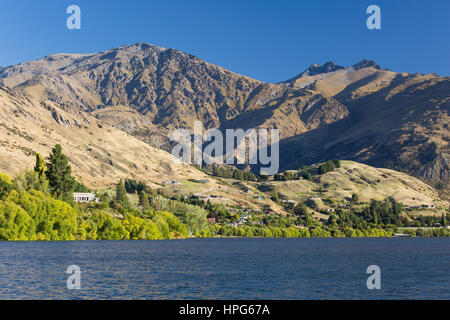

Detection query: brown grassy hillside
xmin=0 ymin=87 xmax=207 ymax=188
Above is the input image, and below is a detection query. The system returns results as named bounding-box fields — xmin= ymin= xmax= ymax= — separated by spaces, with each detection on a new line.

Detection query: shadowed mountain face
xmin=279 ymin=75 xmax=449 ymax=180
xmin=277 ymin=68 xmax=449 ymax=185
xmin=0 ymin=43 xmax=448 ymax=186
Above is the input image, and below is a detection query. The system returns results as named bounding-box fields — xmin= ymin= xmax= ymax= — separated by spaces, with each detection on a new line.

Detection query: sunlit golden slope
xmin=0 ymin=87 xmax=207 ymax=188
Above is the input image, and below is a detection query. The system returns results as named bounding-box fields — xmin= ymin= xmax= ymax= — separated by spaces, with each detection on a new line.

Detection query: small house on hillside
xmin=73 ymin=193 xmax=99 ymax=203
xmin=163 ymin=180 xmax=180 ymax=185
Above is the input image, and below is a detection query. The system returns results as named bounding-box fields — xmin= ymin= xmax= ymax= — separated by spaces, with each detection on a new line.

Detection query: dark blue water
xmin=0 ymin=238 xmax=448 ymax=299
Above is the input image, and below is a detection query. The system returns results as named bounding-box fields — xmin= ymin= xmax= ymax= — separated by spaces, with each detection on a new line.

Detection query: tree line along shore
xmin=0 ymin=145 xmax=448 ymax=241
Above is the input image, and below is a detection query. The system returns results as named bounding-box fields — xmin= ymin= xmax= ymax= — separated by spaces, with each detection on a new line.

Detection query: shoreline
xmin=2 ymin=235 xmax=450 ymax=242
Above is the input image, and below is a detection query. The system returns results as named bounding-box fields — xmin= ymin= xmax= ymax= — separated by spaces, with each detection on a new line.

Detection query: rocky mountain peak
xmin=302 ymin=61 xmax=345 ymax=76
xmin=279 ymin=61 xmax=345 ymax=85
xmin=352 ymin=59 xmax=381 ymax=70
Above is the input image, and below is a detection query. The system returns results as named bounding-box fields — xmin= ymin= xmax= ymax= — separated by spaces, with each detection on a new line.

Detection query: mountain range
xmin=0 ymin=42 xmax=448 ymax=189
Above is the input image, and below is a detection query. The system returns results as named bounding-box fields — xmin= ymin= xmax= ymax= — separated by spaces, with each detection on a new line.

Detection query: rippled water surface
xmin=0 ymin=238 xmax=448 ymax=299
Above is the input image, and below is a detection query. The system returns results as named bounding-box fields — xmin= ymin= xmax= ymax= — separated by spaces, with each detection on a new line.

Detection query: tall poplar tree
xmin=34 ymin=153 xmax=46 ymax=178
xmin=34 ymin=153 xmax=49 ymax=187
xmin=116 ymin=179 xmax=129 ymax=206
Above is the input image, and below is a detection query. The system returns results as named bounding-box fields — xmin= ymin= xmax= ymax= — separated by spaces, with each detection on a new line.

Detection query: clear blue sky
xmin=1 ymin=0 xmax=449 ymax=82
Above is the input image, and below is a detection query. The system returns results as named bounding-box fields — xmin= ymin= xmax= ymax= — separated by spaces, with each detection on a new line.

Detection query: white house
xmin=73 ymin=193 xmax=99 ymax=203
xmin=163 ymin=180 xmax=180 ymax=185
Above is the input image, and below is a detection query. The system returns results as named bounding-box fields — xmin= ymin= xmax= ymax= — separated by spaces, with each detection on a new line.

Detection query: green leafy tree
xmin=46 ymin=145 xmax=74 ymax=199
xmin=115 ymin=179 xmax=129 ymax=206
xmin=139 ymin=191 xmax=150 ymax=209
xmin=76 ymin=219 xmax=98 ymax=240
xmin=328 ymin=213 xmax=338 ymax=227
xmin=283 ymin=171 xmax=297 ymax=181
xmin=87 ymin=211 xmax=129 ymax=240
xmin=332 ymin=159 xmax=341 ymax=168
xmin=352 ymin=193 xmax=359 ymax=203
xmin=34 ymin=153 xmax=47 ymax=182
xmin=310 ymin=227 xmax=331 ymax=237
xmin=244 ymin=171 xmax=257 ymax=181
xmin=0 ymin=173 xmax=12 ymax=200
xmin=183 ymin=205 xmax=208 ymax=236
xmin=271 ymin=192 xmax=279 ymax=202
xmin=274 ymin=174 xmax=284 ymax=181
xmin=73 ymin=180 xmax=90 ymax=193
xmin=245 ymin=227 xmax=255 ymax=237
xmin=233 ymin=170 xmax=244 ymax=180
xmin=153 ymin=211 xmax=188 ymax=238
xmin=7 ymin=189 xmax=77 ymax=240
xmin=122 ymin=214 xmax=163 ymax=240
xmin=319 ymin=160 xmax=336 ymax=174
xmin=13 ymin=170 xmax=49 ymax=193
xmin=293 ymin=203 xmax=309 ymax=216
xmin=152 ymin=213 xmax=170 ymax=238
xmin=0 ymin=201 xmax=35 ymax=240
xmin=301 ymin=171 xmax=312 ymax=181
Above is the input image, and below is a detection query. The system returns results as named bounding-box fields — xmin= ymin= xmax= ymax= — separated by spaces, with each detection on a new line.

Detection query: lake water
xmin=0 ymin=238 xmax=448 ymax=299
